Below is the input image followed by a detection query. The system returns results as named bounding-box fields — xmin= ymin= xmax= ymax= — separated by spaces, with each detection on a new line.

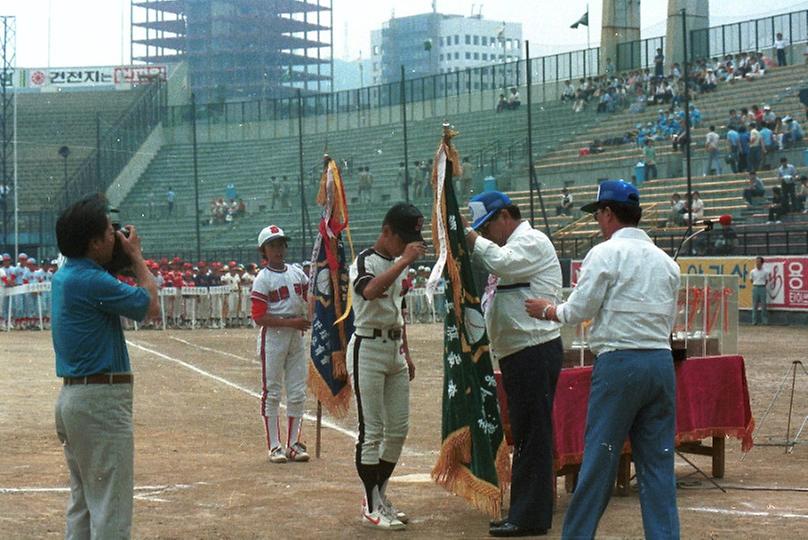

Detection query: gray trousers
xmin=348 ymin=334 xmax=410 ymax=465
xmin=752 ymin=284 xmax=769 ymax=324
xmin=55 ymin=383 xmax=134 ymax=540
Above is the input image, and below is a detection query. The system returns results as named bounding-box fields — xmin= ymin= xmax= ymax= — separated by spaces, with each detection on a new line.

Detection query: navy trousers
xmin=562 ymin=349 xmax=680 ymax=539
xmin=499 ymin=337 xmax=563 ymax=530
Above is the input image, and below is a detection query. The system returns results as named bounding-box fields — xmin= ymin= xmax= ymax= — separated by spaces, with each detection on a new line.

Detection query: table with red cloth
xmin=495 ymin=355 xmax=755 ymax=485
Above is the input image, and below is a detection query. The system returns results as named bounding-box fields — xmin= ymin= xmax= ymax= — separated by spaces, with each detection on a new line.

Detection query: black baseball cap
xmin=384 ymin=203 xmax=425 ymax=243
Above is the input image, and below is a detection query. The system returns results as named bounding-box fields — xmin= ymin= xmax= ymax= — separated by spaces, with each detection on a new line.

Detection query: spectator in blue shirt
xmin=52 ymin=193 xmax=159 ymax=539
xmin=737 ymin=126 xmax=751 ymax=173
xmin=726 ymin=128 xmax=740 ymax=173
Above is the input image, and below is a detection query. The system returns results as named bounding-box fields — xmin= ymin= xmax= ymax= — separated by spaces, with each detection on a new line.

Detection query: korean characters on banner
xmin=568 ymin=257 xmax=808 ymax=311
xmin=677 ymin=256 xmax=808 ymax=311
xmin=19 ymin=65 xmax=167 ymax=90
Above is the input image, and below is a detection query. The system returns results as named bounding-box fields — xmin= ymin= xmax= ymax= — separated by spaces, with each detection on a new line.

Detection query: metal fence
xmin=691 ymin=9 xmax=808 ymax=60
xmin=616 ymin=36 xmax=665 ymax=72
xmin=58 ymin=81 xmax=167 ymax=209
xmin=162 ymin=46 xmax=602 ymax=135
xmin=618 ymin=9 xmax=808 ymax=72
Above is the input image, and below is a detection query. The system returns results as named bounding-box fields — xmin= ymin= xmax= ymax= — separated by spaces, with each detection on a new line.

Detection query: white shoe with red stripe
xmin=285 ymin=442 xmax=310 ymax=462
xmin=361 ymin=503 xmax=406 ymax=530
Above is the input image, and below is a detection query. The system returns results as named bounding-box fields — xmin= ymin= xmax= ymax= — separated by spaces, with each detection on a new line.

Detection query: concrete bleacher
xmin=120 ymin=62 xmax=808 ymax=262
xmin=529 ymin=64 xmax=808 ymax=187
xmin=15 ymin=89 xmax=142 ymax=210
xmin=120 ymin=98 xmax=608 ymax=255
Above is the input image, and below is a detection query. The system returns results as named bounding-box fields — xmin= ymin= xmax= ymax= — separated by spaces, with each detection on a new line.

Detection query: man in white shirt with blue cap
xmin=525 ymin=179 xmax=681 ymax=539
xmin=464 ymin=191 xmax=563 ymax=537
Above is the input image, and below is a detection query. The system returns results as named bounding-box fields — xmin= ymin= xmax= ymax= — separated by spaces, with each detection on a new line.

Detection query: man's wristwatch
xmin=464 ymin=226 xmax=474 ymax=236
xmin=541 ymin=304 xmax=554 ymax=320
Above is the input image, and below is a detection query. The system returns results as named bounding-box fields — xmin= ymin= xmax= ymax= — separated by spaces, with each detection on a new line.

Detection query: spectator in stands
xmin=424 ymin=159 xmax=433 ymax=198
xmin=743 ymin=171 xmax=766 ymax=205
xmin=773 ymin=117 xmax=786 ymax=150
xmin=762 ymin=105 xmax=776 ymax=127
xmin=460 ymin=156 xmax=474 ymax=199
xmin=668 ymin=193 xmax=685 ymax=227
xmin=236 ymin=198 xmax=246 ymax=217
xmin=688 ymin=104 xmax=701 ymax=127
xmin=798 ymin=176 xmax=808 ymax=213
xmin=167 ymin=187 xmax=175 ymax=216
xmin=270 ymin=176 xmax=280 ymax=209
xmin=412 ymin=161 xmax=423 ymax=199
xmin=713 ymin=215 xmax=737 ymax=255
xmin=561 ymin=81 xmax=575 ymax=102
xmin=726 ymin=125 xmax=740 ymax=173
xmin=783 ymin=116 xmax=805 ymax=147
xmin=556 ymin=188 xmax=574 ymax=216
xmin=358 ymin=166 xmax=370 ymax=204
xmin=507 ymin=87 xmax=521 ymax=110
xmin=281 ymin=177 xmax=291 ymax=209
xmin=605 ymin=58 xmax=616 ymax=77
xmin=701 ymin=68 xmax=717 ymax=92
xmin=654 ymin=48 xmax=664 ymax=78
xmin=683 ymin=191 xmax=704 ymax=224
xmin=767 ymin=186 xmax=785 ymax=224
xmin=642 ymin=139 xmax=658 ymax=180
xmin=727 ymin=109 xmax=742 ymax=131
xmin=778 ymin=157 xmax=799 ymax=213
xmin=759 ymin=122 xmax=776 ymax=169
xmin=397 ymin=162 xmax=409 ymax=201
xmin=774 ymin=33 xmax=787 ymax=66
xmin=748 ymin=123 xmax=764 ymax=172
xmin=737 ymin=126 xmax=751 ymax=173
xmin=703 ymin=125 xmax=722 ymax=176
xmin=496 ymin=94 xmax=507 ymax=113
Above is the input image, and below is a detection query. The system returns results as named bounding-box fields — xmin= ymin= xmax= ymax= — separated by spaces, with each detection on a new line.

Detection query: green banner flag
xmin=428 ymin=126 xmax=510 ymax=517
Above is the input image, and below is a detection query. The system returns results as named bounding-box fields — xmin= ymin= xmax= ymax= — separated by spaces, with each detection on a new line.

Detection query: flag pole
xmin=586 ymin=4 xmax=590 ymax=50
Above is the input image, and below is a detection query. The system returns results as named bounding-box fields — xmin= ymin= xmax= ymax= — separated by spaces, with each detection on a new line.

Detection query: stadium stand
xmin=14 ymin=89 xmax=143 ymax=210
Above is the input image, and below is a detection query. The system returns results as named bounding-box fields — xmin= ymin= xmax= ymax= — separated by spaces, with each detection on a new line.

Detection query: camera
xmin=105 ymin=208 xmax=134 ymax=274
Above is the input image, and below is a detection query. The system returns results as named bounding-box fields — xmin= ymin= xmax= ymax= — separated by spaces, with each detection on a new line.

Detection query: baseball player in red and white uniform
xmin=251 ymin=225 xmax=311 ymax=463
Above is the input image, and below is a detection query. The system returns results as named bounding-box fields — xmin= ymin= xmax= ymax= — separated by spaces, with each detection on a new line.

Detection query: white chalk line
xmin=168 ymin=336 xmax=258 ymax=365
xmin=127 ymin=339 xmax=357 ymax=440
xmin=683 ymin=507 xmax=808 ymax=520
xmin=128 ymin=338 xmax=429 ymax=458
xmin=1 ymin=483 xmax=205 ymax=497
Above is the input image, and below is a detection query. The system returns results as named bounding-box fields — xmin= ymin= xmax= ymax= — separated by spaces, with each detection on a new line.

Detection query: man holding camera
xmin=52 ymin=193 xmax=159 ymax=538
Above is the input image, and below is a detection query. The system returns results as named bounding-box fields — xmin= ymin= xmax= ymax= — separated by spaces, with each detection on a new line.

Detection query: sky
xmin=3 ymin=0 xmax=808 ymax=68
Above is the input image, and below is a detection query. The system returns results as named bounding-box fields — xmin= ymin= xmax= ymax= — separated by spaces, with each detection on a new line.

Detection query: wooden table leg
xmin=616 ymin=454 xmax=631 ymax=496
xmin=712 ymin=436 xmax=725 ymax=479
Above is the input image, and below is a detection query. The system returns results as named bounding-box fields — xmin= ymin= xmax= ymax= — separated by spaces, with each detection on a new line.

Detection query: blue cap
xmin=580 ymin=180 xmax=640 ymax=213
xmin=468 ymin=191 xmax=512 ymax=230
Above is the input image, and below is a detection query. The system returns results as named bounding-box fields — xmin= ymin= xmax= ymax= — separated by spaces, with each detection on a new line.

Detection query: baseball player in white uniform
xmin=251 ymin=225 xmax=311 ymax=463
xmin=348 ymin=203 xmax=425 ymax=530
xmin=221 ymin=263 xmax=242 ymax=327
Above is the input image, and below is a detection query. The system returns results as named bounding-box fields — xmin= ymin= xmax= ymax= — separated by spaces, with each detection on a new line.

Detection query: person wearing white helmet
xmin=0 ymin=253 xmax=11 ymax=328
xmin=251 ymin=225 xmax=311 ymax=463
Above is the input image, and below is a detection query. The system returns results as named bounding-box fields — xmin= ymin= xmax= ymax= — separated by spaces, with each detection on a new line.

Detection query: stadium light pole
xmin=191 ymin=92 xmax=201 ymax=261
xmin=681 ymin=8 xmax=694 ymax=252
xmin=400 ymin=65 xmax=410 ymax=203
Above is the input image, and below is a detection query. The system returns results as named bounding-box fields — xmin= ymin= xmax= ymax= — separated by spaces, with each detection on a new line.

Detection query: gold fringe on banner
xmin=431 ymin=428 xmax=512 ymax=518
xmin=307 ymin=362 xmax=352 ymax=419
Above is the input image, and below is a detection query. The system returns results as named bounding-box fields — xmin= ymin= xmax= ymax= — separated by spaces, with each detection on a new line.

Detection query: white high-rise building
xmin=369 ymin=13 xmax=522 ymax=85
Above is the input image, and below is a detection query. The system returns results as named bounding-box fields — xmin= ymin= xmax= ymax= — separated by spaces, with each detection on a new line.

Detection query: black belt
xmin=496 ymin=282 xmax=530 ymax=291
xmin=357 ymin=328 xmax=402 ymax=340
xmin=63 ymin=373 xmax=134 ymax=386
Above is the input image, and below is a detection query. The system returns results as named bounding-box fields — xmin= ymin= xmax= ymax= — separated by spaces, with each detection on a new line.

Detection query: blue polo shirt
xmin=51 ymin=258 xmax=150 ymax=377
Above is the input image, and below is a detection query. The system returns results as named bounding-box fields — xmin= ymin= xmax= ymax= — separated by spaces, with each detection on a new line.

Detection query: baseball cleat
xmin=268 ymin=446 xmax=287 ymax=463
xmin=381 ymin=495 xmax=409 ymax=524
xmin=285 ymin=442 xmax=310 ymax=462
xmin=362 ymin=504 xmax=406 ymax=530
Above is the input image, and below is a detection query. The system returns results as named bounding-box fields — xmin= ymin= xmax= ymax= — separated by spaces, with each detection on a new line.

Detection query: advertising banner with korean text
xmin=678 ymin=256 xmax=808 ymax=311
xmin=16 ymin=65 xmax=167 ymax=90
xmin=570 ymin=256 xmax=808 ymax=311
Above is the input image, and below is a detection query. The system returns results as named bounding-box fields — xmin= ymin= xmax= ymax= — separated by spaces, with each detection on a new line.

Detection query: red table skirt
xmin=495 ymin=355 xmax=755 ymax=471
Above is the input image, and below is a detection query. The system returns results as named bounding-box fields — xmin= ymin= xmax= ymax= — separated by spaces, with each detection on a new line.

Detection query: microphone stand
xmin=673 ymin=221 xmax=713 ymax=261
